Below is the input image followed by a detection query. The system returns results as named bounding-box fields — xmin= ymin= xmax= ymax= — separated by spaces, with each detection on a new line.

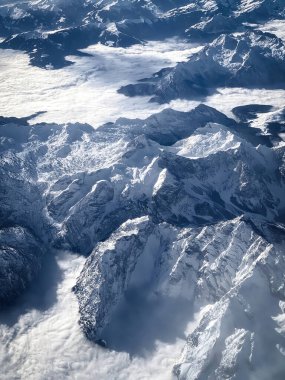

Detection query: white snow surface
xmin=170 ymin=123 xmax=242 ymax=158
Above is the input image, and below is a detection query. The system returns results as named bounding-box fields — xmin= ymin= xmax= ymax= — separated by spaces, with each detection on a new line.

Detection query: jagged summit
xmin=119 ymin=30 xmax=285 ymax=102
xmin=1 ymin=103 xmax=284 ymax=308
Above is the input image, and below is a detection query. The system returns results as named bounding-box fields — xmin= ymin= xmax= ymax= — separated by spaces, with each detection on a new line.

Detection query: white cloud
xmin=0 ymin=252 xmax=186 ymax=380
xmin=1 ymin=40 xmax=284 ymax=132
xmin=171 ymin=87 xmax=285 ymax=131
xmin=258 ymin=19 xmax=285 ymax=43
xmin=0 ymin=39 xmax=201 ymax=128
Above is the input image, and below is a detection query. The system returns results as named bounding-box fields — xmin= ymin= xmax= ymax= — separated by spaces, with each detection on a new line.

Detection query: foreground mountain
xmin=75 ymin=216 xmax=285 ymax=379
xmin=0 ymin=101 xmax=284 ymax=378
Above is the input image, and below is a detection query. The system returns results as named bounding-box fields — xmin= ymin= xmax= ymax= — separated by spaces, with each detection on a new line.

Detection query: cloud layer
xmin=0 ymin=251 xmax=187 ymax=380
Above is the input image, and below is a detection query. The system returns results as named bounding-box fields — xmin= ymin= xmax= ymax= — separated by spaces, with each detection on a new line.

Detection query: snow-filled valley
xmin=1 ymin=1 xmax=285 ymax=379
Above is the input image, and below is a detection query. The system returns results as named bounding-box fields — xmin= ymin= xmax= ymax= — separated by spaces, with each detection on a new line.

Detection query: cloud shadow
xmin=0 ymin=251 xmax=63 ymax=327
xmin=101 ymin=285 xmax=193 ymax=357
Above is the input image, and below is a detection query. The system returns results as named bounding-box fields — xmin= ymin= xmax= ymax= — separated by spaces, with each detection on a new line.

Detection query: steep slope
xmin=1 ymin=105 xmax=234 ymax=298
xmin=1 ymin=0 xmax=285 ymax=378
xmin=74 ymin=216 xmax=285 ymax=379
xmin=69 ymin=106 xmax=284 ymax=378
xmin=0 ymin=102 xmax=284 ymax=378
xmin=0 ymin=226 xmax=45 ymax=305
xmin=119 ymin=30 xmax=285 ymax=102
xmin=70 ymin=113 xmax=285 ymax=351
xmin=172 ymin=222 xmax=285 ymax=380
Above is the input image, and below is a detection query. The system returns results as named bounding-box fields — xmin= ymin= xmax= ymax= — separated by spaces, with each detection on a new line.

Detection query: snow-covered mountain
xmin=1 ymin=0 xmax=285 ymax=379
xmin=119 ymin=30 xmax=285 ymax=102
xmin=75 ymin=215 xmax=285 ymax=379
xmin=1 ymin=100 xmax=285 ymax=378
xmin=0 ymin=0 xmax=284 ymax=68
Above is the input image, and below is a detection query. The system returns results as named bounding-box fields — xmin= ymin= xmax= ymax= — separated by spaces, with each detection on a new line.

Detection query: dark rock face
xmin=101 ymin=104 xmax=236 ymax=145
xmin=232 ymin=104 xmax=273 ymax=122
xmin=69 ymin=109 xmax=285 ymax=362
xmin=73 ymin=216 xmax=156 ymax=340
xmin=0 ymin=186 xmax=45 ymax=305
xmin=0 ymin=227 xmax=45 ymax=305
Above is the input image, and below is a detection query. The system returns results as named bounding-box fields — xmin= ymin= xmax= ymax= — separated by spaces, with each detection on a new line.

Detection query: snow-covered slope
xmin=1 ymin=106 xmax=285 ymax=380
xmin=0 ymin=105 xmax=284 ymax=308
xmin=74 ymin=215 xmax=285 ymax=380
xmin=0 ymin=0 xmax=284 ymax=68
xmin=119 ymin=30 xmax=285 ymax=102
xmin=172 ymin=221 xmax=285 ymax=380
xmin=1 ymin=101 xmax=284 ymax=380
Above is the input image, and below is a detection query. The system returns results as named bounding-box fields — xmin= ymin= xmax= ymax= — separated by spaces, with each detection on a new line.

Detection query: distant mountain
xmin=0 ymin=0 xmax=284 ymax=68
xmin=119 ymin=30 xmax=285 ymax=102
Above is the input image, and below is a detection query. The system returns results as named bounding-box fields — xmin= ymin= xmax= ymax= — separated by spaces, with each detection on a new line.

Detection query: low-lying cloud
xmin=0 ymin=252 xmax=186 ymax=380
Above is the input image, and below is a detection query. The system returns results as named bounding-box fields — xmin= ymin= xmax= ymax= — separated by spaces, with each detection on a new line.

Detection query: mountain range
xmin=0 ymin=1 xmax=285 ymax=379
